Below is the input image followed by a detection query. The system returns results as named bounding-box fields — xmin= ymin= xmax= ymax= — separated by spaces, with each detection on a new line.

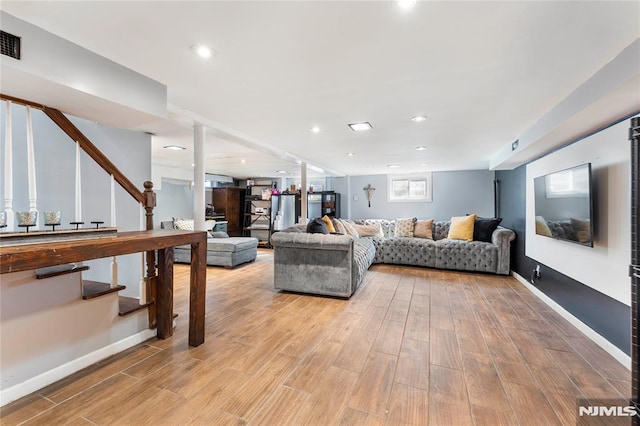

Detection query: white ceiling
xmin=2 ymin=1 xmax=639 ymax=179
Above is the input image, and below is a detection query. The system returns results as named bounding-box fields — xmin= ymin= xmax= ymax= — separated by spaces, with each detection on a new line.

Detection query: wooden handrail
xmin=43 ymin=107 xmax=146 ymax=205
xmin=1 ymin=94 xmax=146 ymax=205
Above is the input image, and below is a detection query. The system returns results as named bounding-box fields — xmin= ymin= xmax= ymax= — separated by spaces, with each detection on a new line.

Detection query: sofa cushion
xmin=307 ymin=218 xmax=329 ymax=234
xmin=447 ymin=215 xmax=476 ymax=242
xmin=473 ymin=217 xmax=502 ymax=243
xmin=353 ymin=223 xmax=383 ymax=238
xmin=435 ymin=239 xmax=497 ymax=272
xmin=321 ymin=215 xmax=336 ymax=233
xmin=352 ymin=238 xmax=376 ymax=293
xmin=339 ymin=219 xmax=360 ymax=238
xmin=174 ymin=219 xmax=194 ymax=230
xmin=380 ymin=237 xmax=437 ymax=267
xmin=394 ymin=217 xmax=417 ymax=237
xmin=414 ymin=219 xmax=434 ymax=239
xmin=332 ymin=218 xmax=347 ymax=234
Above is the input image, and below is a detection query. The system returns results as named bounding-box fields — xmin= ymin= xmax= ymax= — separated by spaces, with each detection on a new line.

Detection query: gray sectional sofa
xmin=271 ymin=219 xmax=515 ymax=298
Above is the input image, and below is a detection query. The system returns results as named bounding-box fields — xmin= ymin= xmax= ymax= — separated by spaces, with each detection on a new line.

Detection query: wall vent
xmin=1 ymin=30 xmax=21 ymax=60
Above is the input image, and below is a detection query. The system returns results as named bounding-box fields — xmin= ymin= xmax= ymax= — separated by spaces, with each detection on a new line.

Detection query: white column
xmin=26 ymin=106 xmax=39 ymax=229
xmin=74 ymin=141 xmax=82 ymax=224
xmin=300 ymin=161 xmax=308 ymax=224
xmin=193 ymin=122 xmax=206 ymax=231
xmin=4 ymin=101 xmax=14 ymax=231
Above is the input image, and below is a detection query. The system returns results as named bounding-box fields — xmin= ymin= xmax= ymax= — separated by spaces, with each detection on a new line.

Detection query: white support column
xmin=300 ymin=162 xmax=308 ymax=224
xmin=110 ymin=175 xmax=118 ymax=288
xmin=4 ymin=100 xmax=14 ymax=231
xmin=26 ymin=106 xmax=39 ymax=229
xmin=74 ymin=141 xmax=82 ymax=224
xmin=193 ymin=122 xmax=206 ymax=231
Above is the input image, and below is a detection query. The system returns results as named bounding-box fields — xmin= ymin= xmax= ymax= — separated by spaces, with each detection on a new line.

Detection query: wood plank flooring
xmin=1 ymin=249 xmax=631 ymax=425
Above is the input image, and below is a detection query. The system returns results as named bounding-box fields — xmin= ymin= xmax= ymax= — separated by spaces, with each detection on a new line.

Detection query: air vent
xmin=1 ymin=30 xmax=21 ymax=60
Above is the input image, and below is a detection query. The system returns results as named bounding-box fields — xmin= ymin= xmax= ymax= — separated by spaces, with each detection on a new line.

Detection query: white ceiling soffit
xmin=1 ymin=2 xmax=639 ymax=176
xmin=0 ymin=11 xmax=167 ymax=127
xmin=491 ymin=38 xmax=640 ymax=170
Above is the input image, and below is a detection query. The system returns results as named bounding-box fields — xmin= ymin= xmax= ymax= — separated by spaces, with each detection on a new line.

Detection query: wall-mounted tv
xmin=534 ymin=163 xmax=594 ymax=247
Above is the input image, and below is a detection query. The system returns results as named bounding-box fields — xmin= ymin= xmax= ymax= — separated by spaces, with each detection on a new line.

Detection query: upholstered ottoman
xmin=174 ymin=237 xmax=258 ymax=269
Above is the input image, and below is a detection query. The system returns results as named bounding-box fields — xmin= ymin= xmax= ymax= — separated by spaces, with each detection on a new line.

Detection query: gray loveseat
xmin=271 ymin=219 xmax=515 ymax=298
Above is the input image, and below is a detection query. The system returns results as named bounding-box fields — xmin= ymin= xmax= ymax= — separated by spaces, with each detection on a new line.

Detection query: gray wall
xmin=330 ymin=170 xmax=495 ymax=221
xmin=154 ymin=179 xmax=195 ymax=226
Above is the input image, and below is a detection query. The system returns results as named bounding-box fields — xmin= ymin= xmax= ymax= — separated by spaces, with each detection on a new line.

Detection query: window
xmin=387 ymin=173 xmax=432 ymax=202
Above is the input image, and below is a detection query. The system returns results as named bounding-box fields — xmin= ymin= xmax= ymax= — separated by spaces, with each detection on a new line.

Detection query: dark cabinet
xmin=212 ymin=187 xmax=245 ymax=236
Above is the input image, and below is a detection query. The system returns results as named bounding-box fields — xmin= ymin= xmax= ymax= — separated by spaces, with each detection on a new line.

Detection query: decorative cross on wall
xmin=363 ymin=184 xmax=376 ymax=208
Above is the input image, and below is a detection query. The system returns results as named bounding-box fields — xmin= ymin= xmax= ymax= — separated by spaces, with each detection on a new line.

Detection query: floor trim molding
xmin=0 ymin=328 xmax=156 ymax=407
xmin=512 ymin=271 xmax=631 ymax=369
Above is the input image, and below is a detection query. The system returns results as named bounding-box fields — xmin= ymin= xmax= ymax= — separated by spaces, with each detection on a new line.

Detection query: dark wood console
xmin=0 ymin=230 xmax=207 ymax=346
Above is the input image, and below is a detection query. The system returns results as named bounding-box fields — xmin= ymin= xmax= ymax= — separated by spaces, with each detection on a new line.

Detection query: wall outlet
xmin=353 ymin=195 xmax=358 ymax=201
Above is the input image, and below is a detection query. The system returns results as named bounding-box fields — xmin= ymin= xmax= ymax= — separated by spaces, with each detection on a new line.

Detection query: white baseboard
xmin=0 ymin=328 xmax=156 ymax=407
xmin=512 ymin=272 xmax=631 ymax=369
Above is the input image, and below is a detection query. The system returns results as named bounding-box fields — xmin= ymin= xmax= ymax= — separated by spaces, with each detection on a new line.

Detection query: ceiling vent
xmin=1 ymin=31 xmax=21 ymax=60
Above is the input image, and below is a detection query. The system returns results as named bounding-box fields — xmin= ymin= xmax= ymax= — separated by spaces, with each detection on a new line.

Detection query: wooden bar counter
xmin=0 ymin=230 xmax=207 ymax=346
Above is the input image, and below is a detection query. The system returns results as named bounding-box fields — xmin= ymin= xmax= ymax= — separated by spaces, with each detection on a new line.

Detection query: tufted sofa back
xmin=353 ymin=218 xmax=452 ymax=240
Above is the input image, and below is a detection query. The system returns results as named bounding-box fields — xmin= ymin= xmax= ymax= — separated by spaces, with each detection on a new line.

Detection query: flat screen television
xmin=533 ymin=163 xmax=594 ymax=247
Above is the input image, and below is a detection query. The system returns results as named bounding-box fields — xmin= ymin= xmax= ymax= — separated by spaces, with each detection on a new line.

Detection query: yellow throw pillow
xmin=414 ymin=219 xmax=434 ymax=239
xmin=447 ymin=215 xmax=476 ymax=241
xmin=321 ymin=215 xmax=336 ymax=233
xmin=535 ymin=216 xmax=552 ymax=237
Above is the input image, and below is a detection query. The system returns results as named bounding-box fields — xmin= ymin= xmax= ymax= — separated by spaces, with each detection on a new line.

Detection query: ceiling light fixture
xmin=387 ymin=164 xmax=400 ymax=169
xmin=348 ymin=122 xmax=372 ymax=131
xmin=347 ymin=152 xmax=355 ymax=156
xmin=396 ymin=0 xmax=417 ymax=10
xmin=276 ymin=170 xmax=288 ymax=174
xmin=191 ymin=44 xmax=214 ymax=58
xmin=411 ymin=115 xmax=427 ymax=122
xmin=419 ymin=163 xmax=428 ymax=166
xmin=310 ymin=126 xmax=321 ymax=133
xmin=163 ymin=145 xmax=186 ymax=150
xmin=415 ymin=146 xmax=427 ymax=151
xmin=240 ymin=159 xmax=246 ymax=164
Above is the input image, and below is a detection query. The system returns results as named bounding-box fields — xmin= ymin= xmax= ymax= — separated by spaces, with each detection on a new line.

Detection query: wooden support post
xmin=143 ymin=181 xmax=158 ymax=329
xmin=189 ymin=240 xmax=207 ymax=346
xmin=156 ymin=247 xmax=174 ymax=339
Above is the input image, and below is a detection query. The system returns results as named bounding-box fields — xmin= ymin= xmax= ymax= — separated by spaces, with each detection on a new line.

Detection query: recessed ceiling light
xmin=276 ymin=170 xmax=288 ymax=174
xmin=240 ymin=159 xmax=246 ymax=164
xmin=347 ymin=152 xmax=355 ymax=156
xmin=163 ymin=145 xmax=186 ymax=150
xmin=310 ymin=126 xmax=321 ymax=133
xmin=396 ymin=0 xmax=417 ymax=9
xmin=191 ymin=44 xmax=214 ymax=58
xmin=415 ymin=146 xmax=427 ymax=151
xmin=191 ymin=163 xmax=195 ymax=167
xmin=348 ymin=122 xmax=372 ymax=131
xmin=387 ymin=164 xmax=400 ymax=169
xmin=411 ymin=115 xmax=427 ymax=122
xmin=419 ymin=163 xmax=428 ymax=166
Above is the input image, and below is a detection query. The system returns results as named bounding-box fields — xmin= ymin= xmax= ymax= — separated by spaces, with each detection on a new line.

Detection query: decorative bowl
xmin=16 ymin=211 xmax=38 ymax=226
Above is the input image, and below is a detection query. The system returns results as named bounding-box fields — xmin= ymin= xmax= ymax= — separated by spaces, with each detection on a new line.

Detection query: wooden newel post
xmin=143 ymin=181 xmax=158 ymax=328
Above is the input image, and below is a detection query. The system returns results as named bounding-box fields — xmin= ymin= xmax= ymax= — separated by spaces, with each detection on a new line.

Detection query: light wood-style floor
xmin=1 ymin=249 xmax=631 ymax=425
